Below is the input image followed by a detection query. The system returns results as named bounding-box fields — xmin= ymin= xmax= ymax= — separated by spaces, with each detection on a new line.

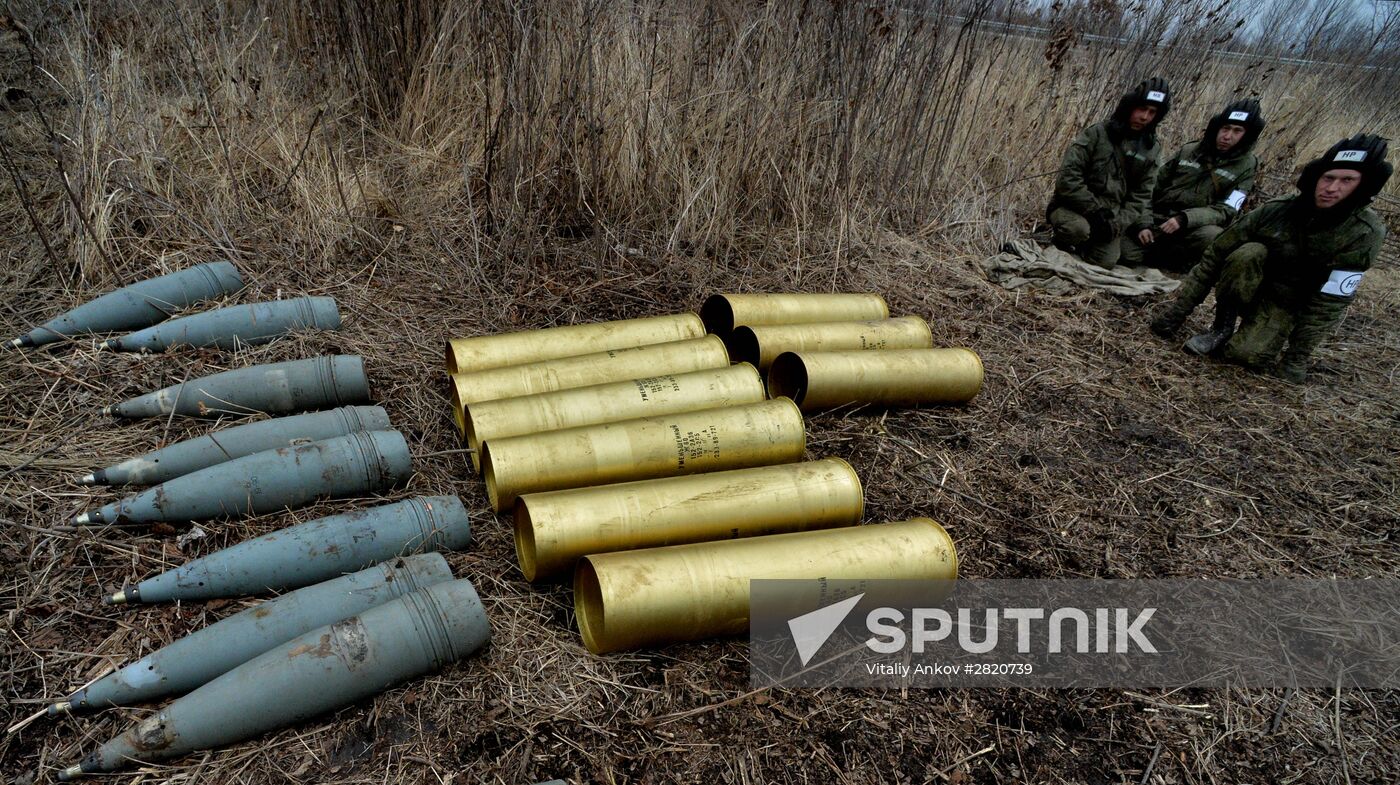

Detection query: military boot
xmin=1183 ymin=307 xmax=1237 ymax=356
xmin=1149 ymin=304 xmax=1189 ymax=338
xmin=1273 ymin=353 xmax=1308 ymax=384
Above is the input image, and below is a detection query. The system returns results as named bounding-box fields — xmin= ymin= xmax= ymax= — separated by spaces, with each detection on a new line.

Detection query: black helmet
xmin=1202 ymin=98 xmax=1266 ymax=156
xmin=1297 ymin=133 xmax=1393 ymax=208
xmin=1111 ymin=77 xmax=1171 ymax=136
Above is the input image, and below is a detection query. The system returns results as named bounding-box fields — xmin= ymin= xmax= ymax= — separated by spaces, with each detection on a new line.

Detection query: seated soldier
xmin=1121 ymin=99 xmax=1265 ymax=271
xmin=1149 ymin=134 xmax=1390 ymax=383
xmin=1047 ymin=77 xmax=1170 ymax=268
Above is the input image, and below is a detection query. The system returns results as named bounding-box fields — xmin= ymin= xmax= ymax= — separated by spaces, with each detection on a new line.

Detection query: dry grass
xmin=2 ymin=2 xmax=1399 ymax=784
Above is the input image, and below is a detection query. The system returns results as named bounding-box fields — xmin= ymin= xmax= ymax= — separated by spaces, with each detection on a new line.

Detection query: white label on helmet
xmin=1321 ymin=269 xmax=1364 ymax=297
xmin=1334 ymin=150 xmax=1367 ymax=162
xmin=1225 ymin=190 xmax=1247 ymax=210
xmin=1228 ymin=111 xmax=1249 ymax=121
xmin=1146 ymin=90 xmax=1166 ymax=101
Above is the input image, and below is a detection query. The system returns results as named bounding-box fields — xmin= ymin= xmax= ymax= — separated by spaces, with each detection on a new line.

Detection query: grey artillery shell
xmin=86 ymin=406 xmax=392 ymax=486
xmin=115 ymin=496 xmax=471 ymax=603
xmin=105 ymin=355 xmax=369 ymax=418
xmin=5 ymin=262 xmax=243 ymax=349
xmin=60 ymin=554 xmax=452 ymax=714
xmin=63 ymin=578 xmax=490 ymax=779
xmin=76 ymin=431 xmax=412 ymax=525
xmin=101 ymin=297 xmax=341 ymax=352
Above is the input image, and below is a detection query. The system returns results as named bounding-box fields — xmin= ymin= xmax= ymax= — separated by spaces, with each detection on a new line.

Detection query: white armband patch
xmin=1321 ymin=269 xmax=1364 ymax=297
xmin=1224 ymin=190 xmax=1247 ymax=210
xmin=1228 ymin=110 xmax=1249 ymax=121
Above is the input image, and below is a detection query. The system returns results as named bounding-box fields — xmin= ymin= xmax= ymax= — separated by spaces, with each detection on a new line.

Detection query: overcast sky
xmin=1021 ymin=0 xmax=1399 ymax=42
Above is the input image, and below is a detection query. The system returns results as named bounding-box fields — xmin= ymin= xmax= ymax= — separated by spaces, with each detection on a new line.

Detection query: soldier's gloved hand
xmin=1087 ymin=208 xmax=1117 ymax=242
xmin=1149 ymin=303 xmax=1189 ymax=338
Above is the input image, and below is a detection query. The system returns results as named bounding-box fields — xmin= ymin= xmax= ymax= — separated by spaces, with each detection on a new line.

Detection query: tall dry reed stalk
xmin=2 ymin=0 xmax=1396 ymax=287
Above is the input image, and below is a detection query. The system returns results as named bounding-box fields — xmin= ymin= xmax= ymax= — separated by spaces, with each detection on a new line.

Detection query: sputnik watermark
xmin=864 ymin=662 xmax=1034 ymax=679
xmin=865 ymin=606 xmax=1158 ymax=655
xmin=787 ymin=593 xmax=864 ymax=666
xmin=750 ymin=579 xmax=1400 ymax=689
xmin=788 ymin=599 xmax=1158 ymax=666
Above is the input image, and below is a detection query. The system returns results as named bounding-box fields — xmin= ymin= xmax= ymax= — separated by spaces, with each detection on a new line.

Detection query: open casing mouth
xmin=699 ymin=295 xmax=739 ymax=336
xmin=573 ymin=558 xmax=606 ymax=653
xmin=767 ymin=351 xmax=810 ymax=405
xmin=513 ymin=498 xmax=539 ymax=581
xmin=480 ymin=442 xmax=502 ymax=511
xmin=450 ymin=380 xmax=467 ymax=436
xmin=727 ymin=326 xmax=762 ymax=368
xmin=463 ymin=409 xmax=482 ymax=469
xmin=443 ymin=339 xmax=457 ymax=374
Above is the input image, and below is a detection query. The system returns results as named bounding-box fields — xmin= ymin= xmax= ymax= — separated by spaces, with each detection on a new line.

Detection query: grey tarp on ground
xmin=980 ymin=239 xmax=1181 ymax=296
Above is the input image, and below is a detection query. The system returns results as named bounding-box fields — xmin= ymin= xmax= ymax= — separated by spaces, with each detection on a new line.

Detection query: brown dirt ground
xmin=3 ymin=224 xmax=1398 ymax=784
xmin=2 ymin=23 xmax=1398 ymax=785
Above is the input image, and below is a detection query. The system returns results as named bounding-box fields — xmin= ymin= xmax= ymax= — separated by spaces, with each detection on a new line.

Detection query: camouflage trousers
xmin=1206 ymin=243 xmax=1348 ymax=373
xmin=1120 ymin=224 xmax=1223 ymax=271
xmin=1048 ymin=207 xmax=1122 ymax=268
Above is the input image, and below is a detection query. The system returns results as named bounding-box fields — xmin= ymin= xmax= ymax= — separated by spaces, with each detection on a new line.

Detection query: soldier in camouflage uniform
xmin=1150 ymin=134 xmax=1390 ymax=383
xmin=1121 ymin=99 xmax=1265 ymax=270
xmin=1047 ymin=78 xmax=1170 ymax=268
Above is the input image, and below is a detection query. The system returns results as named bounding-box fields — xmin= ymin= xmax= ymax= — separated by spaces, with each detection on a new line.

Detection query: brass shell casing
xmin=574 ymin=518 xmax=959 ymax=654
xmin=768 ymin=348 xmax=983 ymax=411
xmin=699 ymin=293 xmax=889 ymax=336
xmin=444 ymin=312 xmax=705 ymax=374
xmin=729 ymin=316 xmax=933 ymax=372
xmin=449 ymin=336 xmax=729 ymax=434
xmin=513 ymin=458 xmax=863 ymax=581
xmin=481 ymin=399 xmax=806 ymax=512
xmin=465 ymin=364 xmax=765 ymax=472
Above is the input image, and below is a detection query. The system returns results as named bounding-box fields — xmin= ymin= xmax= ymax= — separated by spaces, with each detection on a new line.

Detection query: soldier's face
xmin=1314 ymin=169 xmax=1362 ymax=209
xmin=1129 ymin=105 xmax=1158 ymax=131
xmin=1215 ymin=124 xmax=1247 ymax=152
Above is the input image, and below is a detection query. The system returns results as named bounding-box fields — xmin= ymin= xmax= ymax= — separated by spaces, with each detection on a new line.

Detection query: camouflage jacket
xmin=1050 ymin=122 xmax=1160 ymax=233
xmin=1176 ymin=196 xmax=1386 ymax=312
xmin=1151 ymin=141 xmax=1258 ymax=228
